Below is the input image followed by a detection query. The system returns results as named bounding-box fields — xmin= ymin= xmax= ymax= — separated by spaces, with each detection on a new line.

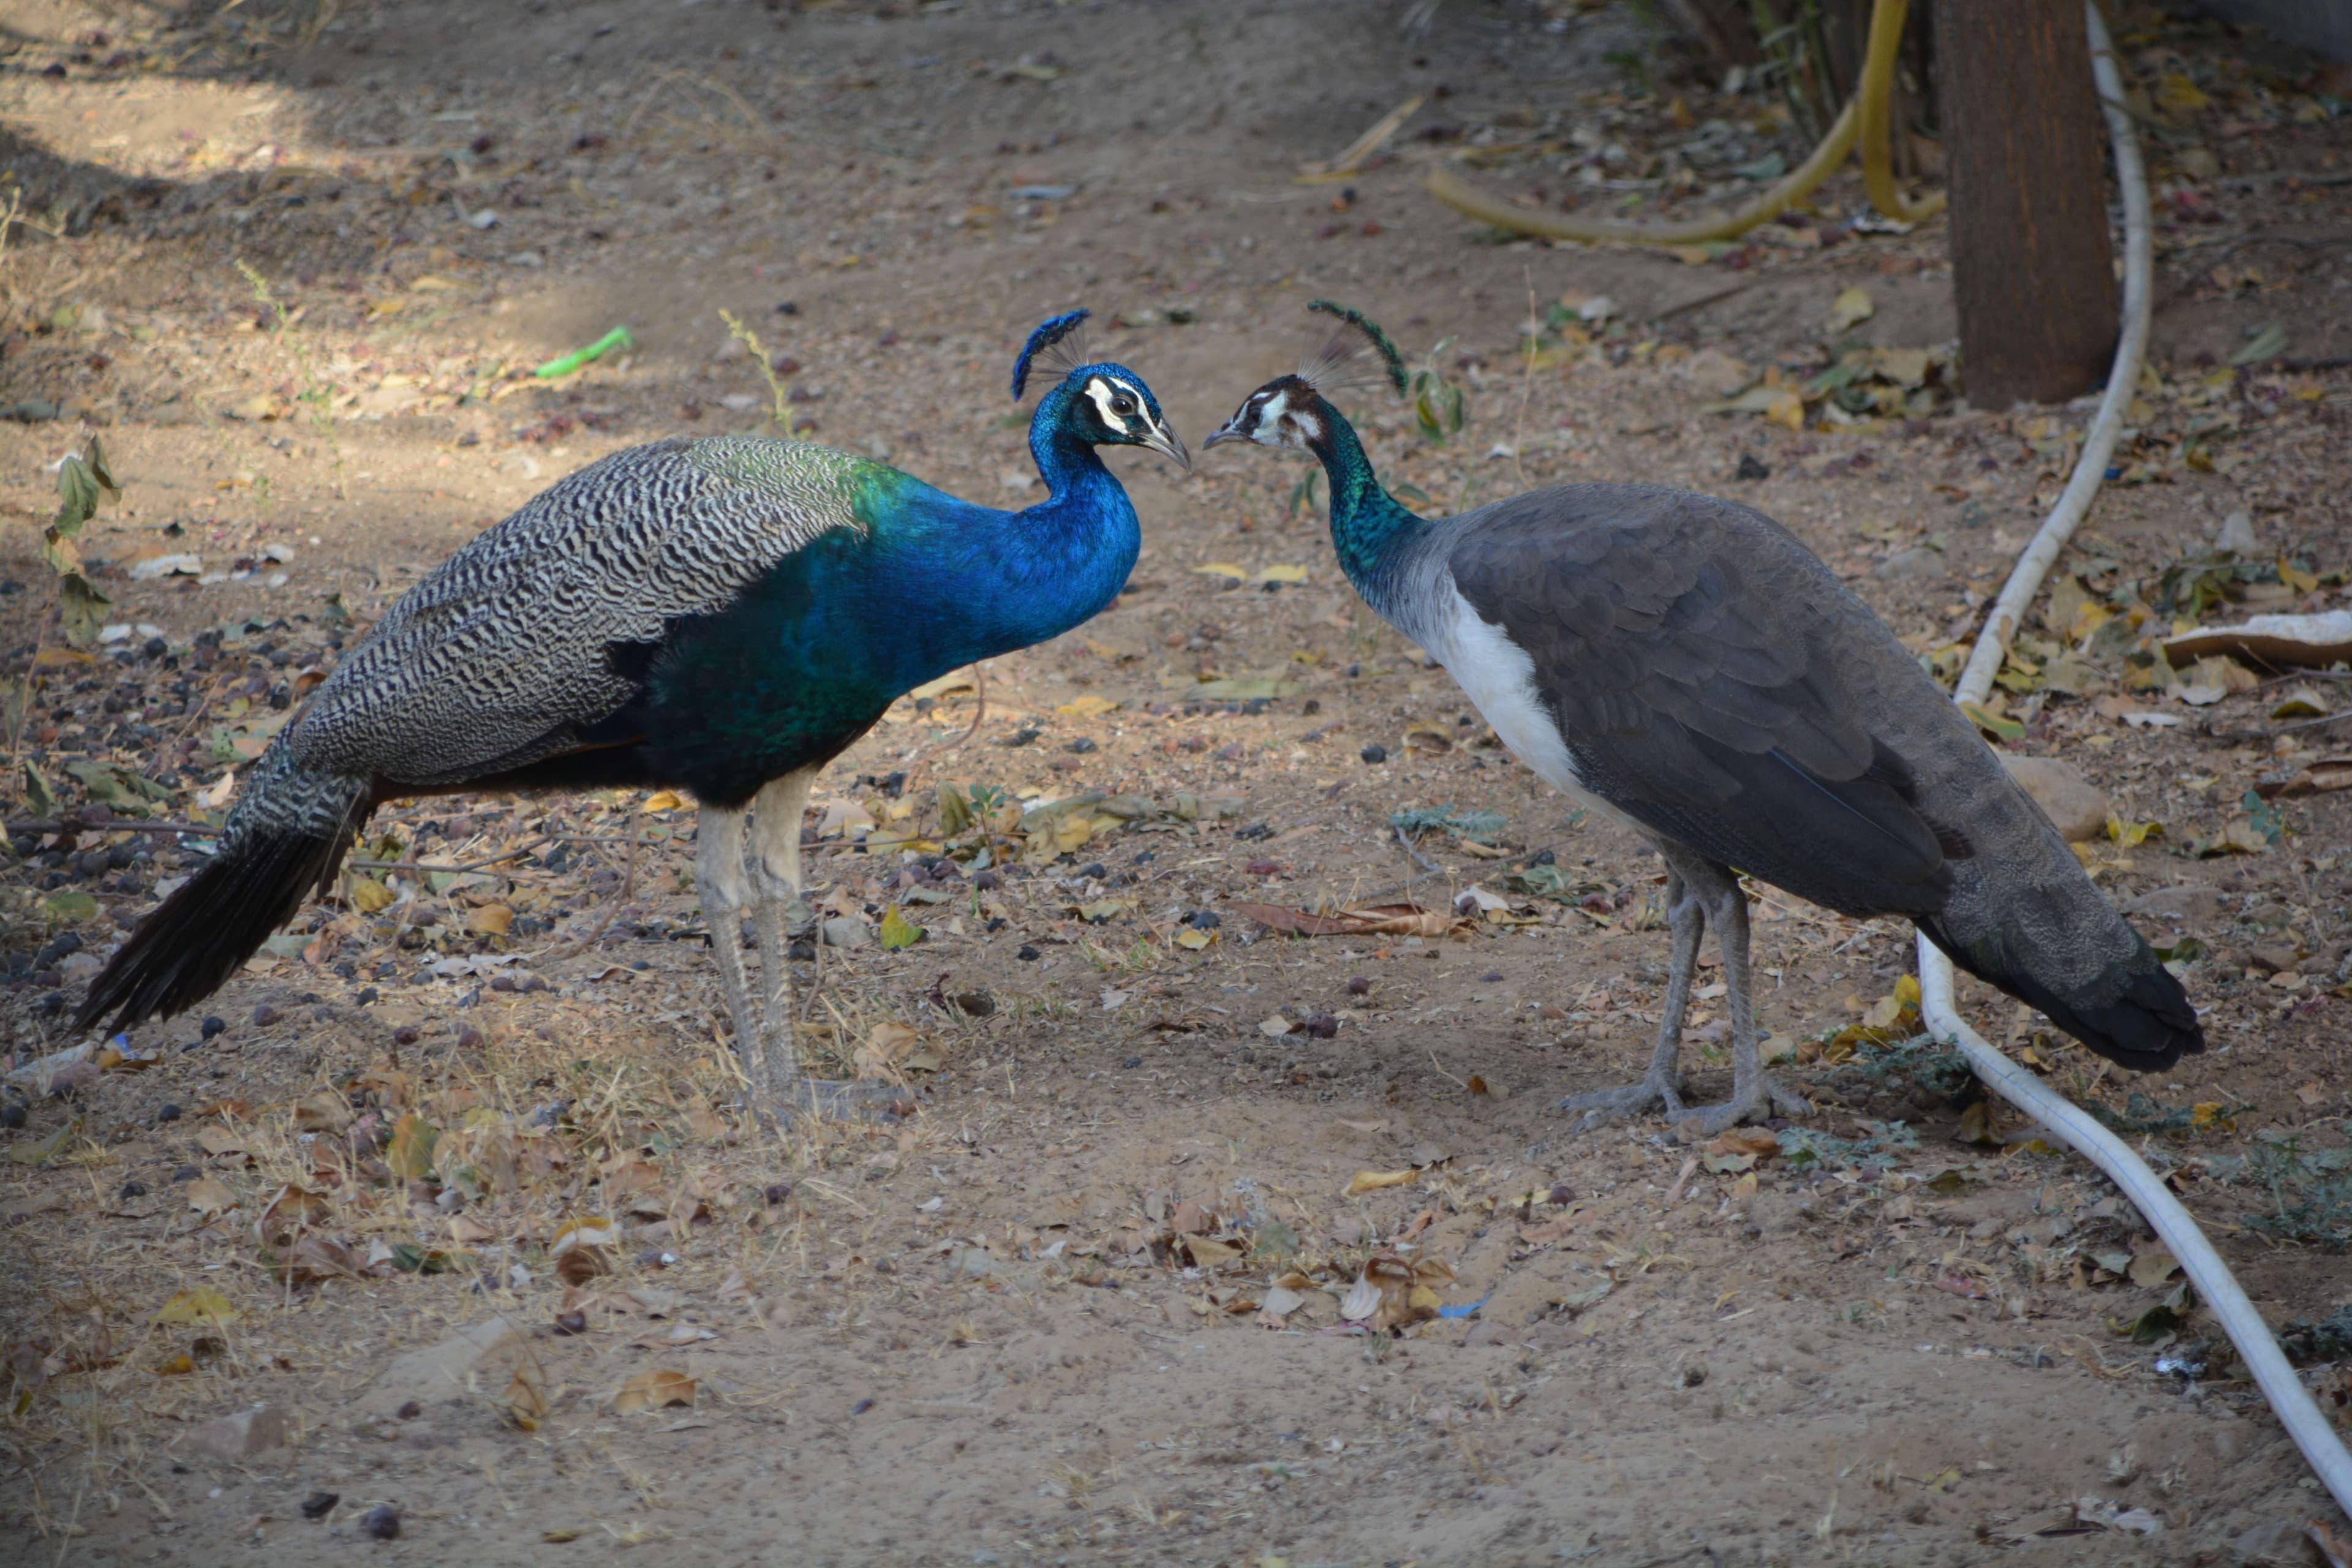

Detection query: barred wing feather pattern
xmin=291 ymin=435 xmax=868 ymax=786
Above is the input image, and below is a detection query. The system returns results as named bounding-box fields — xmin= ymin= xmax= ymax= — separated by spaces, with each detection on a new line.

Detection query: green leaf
xmin=2228 ymin=322 xmax=2288 ymax=368
xmin=42 ymin=890 xmax=99 ymax=924
xmin=65 ymin=760 xmax=173 ymax=814
xmin=21 ymin=761 xmax=55 ymax=820
xmin=1286 ymin=469 xmax=1322 ymax=518
xmin=56 ymin=575 xmax=111 ymax=649
xmin=937 ymin=783 xmax=974 ymax=836
xmin=878 ymin=907 xmax=924 ymax=949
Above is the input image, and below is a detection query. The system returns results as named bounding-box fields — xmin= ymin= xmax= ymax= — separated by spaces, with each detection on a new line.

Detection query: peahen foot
xmin=772 ymin=1077 xmax=919 ymax=1126
xmin=1661 ymin=1071 xmax=1812 ymax=1137
xmin=1557 ymin=1066 xmax=1686 ymax=1131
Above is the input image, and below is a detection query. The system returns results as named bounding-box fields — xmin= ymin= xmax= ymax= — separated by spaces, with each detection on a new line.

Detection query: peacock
xmin=80 ymin=311 xmax=1188 ymax=1121
xmin=1204 ymin=302 xmax=2199 ymax=1133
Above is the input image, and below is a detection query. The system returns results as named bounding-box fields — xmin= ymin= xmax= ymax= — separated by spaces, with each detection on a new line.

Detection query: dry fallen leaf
xmin=254 ymin=1182 xmax=330 ymax=1245
xmin=155 ymin=1287 xmax=238 ymax=1326
xmin=613 ymin=1368 xmax=696 ymax=1415
xmin=184 ymin=1175 xmax=238 ymax=1216
xmin=1344 ymin=1169 xmax=1417 ymax=1197
xmin=505 ymin=1363 xmax=552 ymax=1429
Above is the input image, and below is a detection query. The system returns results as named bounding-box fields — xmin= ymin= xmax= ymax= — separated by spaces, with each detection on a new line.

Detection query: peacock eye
xmin=1111 ymin=397 xmax=1136 ymax=416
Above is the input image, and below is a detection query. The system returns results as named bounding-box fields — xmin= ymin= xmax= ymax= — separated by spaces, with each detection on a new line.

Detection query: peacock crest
xmin=1011 ymin=309 xmax=1093 ymax=401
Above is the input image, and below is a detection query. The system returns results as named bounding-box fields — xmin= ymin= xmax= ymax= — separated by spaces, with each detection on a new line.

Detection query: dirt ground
xmin=3 ymin=1 xmax=2352 ymax=1564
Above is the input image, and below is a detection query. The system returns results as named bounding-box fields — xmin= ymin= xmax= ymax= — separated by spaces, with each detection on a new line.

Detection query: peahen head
xmin=1013 ymin=309 xmax=1189 ymax=471
xmin=1204 ymin=299 xmax=1408 ymax=454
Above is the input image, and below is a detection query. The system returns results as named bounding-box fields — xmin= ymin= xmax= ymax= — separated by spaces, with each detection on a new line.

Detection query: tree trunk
xmin=1933 ymin=0 xmax=2117 ymax=407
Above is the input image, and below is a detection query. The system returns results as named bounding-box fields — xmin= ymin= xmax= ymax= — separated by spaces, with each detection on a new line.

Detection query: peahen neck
xmin=1301 ymin=394 xmax=1429 ymax=616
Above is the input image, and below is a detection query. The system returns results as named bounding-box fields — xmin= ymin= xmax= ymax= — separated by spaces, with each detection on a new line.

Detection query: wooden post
xmin=1933 ymin=0 xmax=2117 ymax=407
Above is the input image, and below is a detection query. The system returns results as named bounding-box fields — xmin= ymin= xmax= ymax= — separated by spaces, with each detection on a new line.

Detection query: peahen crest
xmin=1011 ymin=309 xmax=1093 ymax=401
xmin=1302 ymin=300 xmax=1408 ymax=398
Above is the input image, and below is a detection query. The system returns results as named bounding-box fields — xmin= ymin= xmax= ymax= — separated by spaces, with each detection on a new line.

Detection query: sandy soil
xmin=3 ymin=2 xmax=2352 ymax=1564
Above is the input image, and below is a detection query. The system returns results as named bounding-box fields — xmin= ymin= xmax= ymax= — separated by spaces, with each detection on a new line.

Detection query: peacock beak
xmin=1139 ymin=421 xmax=1191 ymax=472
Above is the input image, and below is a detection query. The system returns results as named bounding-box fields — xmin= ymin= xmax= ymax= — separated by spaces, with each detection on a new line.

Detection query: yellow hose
xmin=1425 ymin=0 xmax=1934 ymax=245
xmin=1858 ymin=0 xmax=1947 ymax=223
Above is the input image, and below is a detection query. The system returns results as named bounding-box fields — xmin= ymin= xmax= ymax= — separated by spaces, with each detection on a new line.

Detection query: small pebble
xmin=1188 ymin=911 xmax=1221 ymax=930
xmin=1481 ymin=971 xmax=1504 ymax=982
xmin=1016 ymin=945 xmax=1040 ymax=961
xmin=1067 ymin=736 xmax=1096 ymax=753
xmin=394 ymin=1400 xmax=420 ymax=1420
xmin=0 ymin=1102 xmax=24 ymax=1130
xmin=1123 ymin=1055 xmax=1142 ymax=1069
xmin=249 ymin=1004 xmax=279 ymax=1027
xmin=553 ymin=1311 xmax=588 ymax=1336
xmin=455 ymin=1027 xmax=484 ymax=1051
xmin=119 ymin=1178 xmax=147 ymax=1198
xmin=363 ymin=1504 xmax=400 ymax=1540
xmin=1346 ymin=976 xmax=1371 ymax=995
xmin=300 ymin=1491 xmax=339 ymax=1520
xmin=155 ymin=1102 xmax=181 ymax=1123
xmin=170 ymin=1164 xmax=199 ymax=1183
xmin=200 ymin=1016 xmax=225 ymax=1038
xmin=763 ymin=1182 xmax=793 ymax=1205
xmin=391 ymin=1025 xmax=420 ymax=1046
xmin=972 ymin=869 xmax=1000 ymax=891
xmin=354 ymin=986 xmax=379 ymax=1006
xmin=1360 ymin=744 xmax=1388 ymax=764
xmin=851 ymin=1398 xmax=875 ymax=1415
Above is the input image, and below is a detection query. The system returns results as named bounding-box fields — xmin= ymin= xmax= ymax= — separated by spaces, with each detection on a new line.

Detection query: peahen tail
xmin=1917 ymin=841 xmax=2203 ymax=1073
xmin=76 ymin=738 xmax=372 ymax=1033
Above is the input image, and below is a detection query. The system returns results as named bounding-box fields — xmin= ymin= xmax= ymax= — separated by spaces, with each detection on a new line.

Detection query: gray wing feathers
xmin=1439 ymin=484 xmax=1966 ymax=909
xmin=288 ymin=437 xmax=865 ymax=785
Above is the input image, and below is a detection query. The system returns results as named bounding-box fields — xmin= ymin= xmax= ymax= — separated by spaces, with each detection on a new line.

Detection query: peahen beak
xmin=1202 ymin=417 xmax=1246 ymax=450
xmin=1139 ymin=421 xmax=1192 ymax=472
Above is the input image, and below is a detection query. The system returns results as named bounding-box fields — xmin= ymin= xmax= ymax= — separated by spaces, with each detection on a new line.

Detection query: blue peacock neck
xmin=1301 ymin=394 xmax=1428 ymax=616
xmin=974 ymin=382 xmax=1141 ymax=645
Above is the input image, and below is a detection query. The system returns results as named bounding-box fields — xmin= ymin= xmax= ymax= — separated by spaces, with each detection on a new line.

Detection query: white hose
xmin=1917 ymin=4 xmax=2352 ymax=1514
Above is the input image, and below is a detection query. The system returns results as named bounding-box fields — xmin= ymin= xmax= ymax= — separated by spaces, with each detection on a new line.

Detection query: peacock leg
xmin=1558 ymin=860 xmax=1700 ymax=1130
xmin=695 ymin=803 xmax=766 ymax=1094
xmin=1668 ymin=862 xmax=1812 ymax=1136
xmin=747 ymin=769 xmax=815 ymax=1088
xmin=747 ymin=769 xmax=912 ymax=1125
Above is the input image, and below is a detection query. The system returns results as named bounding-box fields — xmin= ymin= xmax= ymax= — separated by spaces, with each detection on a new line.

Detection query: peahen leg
xmin=746 ymin=769 xmax=911 ymax=1125
xmin=1558 ymin=863 xmax=1700 ymax=1129
xmin=695 ymin=804 xmax=766 ymax=1091
xmin=1670 ymin=860 xmax=1812 ymax=1136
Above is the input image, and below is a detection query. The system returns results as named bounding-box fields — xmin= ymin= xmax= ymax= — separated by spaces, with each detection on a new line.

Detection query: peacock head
xmin=1205 ymin=299 xmax=1408 ymax=454
xmin=1012 ymin=310 xmax=1189 ymax=470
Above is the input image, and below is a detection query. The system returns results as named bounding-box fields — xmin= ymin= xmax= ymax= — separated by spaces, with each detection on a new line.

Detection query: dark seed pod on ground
xmin=363 ymin=1504 xmax=400 ymax=1539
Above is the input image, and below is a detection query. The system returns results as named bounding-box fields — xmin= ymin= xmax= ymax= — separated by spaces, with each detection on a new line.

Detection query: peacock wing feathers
xmin=290 ymin=436 xmax=873 ymax=788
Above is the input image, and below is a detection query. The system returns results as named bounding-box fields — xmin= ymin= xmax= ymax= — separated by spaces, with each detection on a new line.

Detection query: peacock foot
xmin=1663 ymin=1071 xmax=1812 ymax=1137
xmin=1557 ymin=1066 xmax=1686 ymax=1132
xmin=768 ymin=1077 xmax=919 ymax=1128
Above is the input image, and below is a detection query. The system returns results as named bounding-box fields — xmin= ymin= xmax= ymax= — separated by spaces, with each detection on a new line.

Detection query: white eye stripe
xmin=1082 ymin=375 xmax=1141 ymax=432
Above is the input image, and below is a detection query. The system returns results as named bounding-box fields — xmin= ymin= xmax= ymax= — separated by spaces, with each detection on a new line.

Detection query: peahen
xmin=80 ymin=311 xmax=1187 ymax=1120
xmin=1204 ymin=302 xmax=2199 ymax=1133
